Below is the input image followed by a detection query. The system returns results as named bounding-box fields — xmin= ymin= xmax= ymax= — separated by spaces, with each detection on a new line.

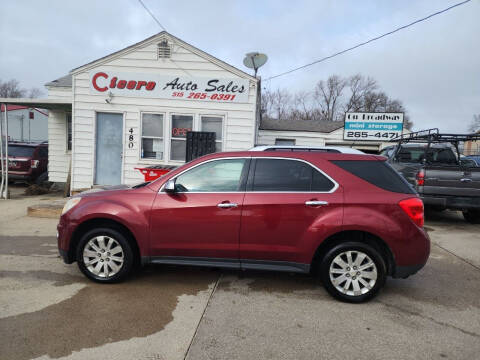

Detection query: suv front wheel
xmin=76 ymin=227 xmax=134 ymax=283
xmin=320 ymin=242 xmax=386 ymax=303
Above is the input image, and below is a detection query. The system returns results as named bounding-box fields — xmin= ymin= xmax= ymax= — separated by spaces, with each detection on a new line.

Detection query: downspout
xmin=0 ymin=104 xmax=4 ymax=198
xmin=255 ymin=77 xmax=261 ymax=146
xmin=4 ymin=106 xmax=8 ymax=198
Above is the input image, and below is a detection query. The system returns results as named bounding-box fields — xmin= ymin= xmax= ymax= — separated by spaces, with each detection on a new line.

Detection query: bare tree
xmin=291 ymin=91 xmax=314 ymax=121
xmin=0 ymin=78 xmax=43 ymax=98
xmin=262 ymin=88 xmax=293 ymax=121
xmin=261 ymin=74 xmax=413 ymax=129
xmin=314 ymin=75 xmax=346 ymax=122
xmin=344 ymin=74 xmax=377 ymax=113
xmin=468 ymin=114 xmax=480 ymax=133
xmin=0 ymin=79 xmax=26 ymax=98
xmin=27 ymin=87 xmax=44 ymax=98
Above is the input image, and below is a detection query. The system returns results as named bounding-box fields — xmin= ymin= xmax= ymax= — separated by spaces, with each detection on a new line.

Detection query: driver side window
xmin=174 ymin=159 xmax=247 ymax=192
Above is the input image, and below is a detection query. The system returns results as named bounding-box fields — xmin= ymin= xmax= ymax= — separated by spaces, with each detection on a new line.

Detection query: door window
xmin=174 ymin=159 xmax=246 ymax=192
xmin=252 ymin=159 xmax=334 ymax=192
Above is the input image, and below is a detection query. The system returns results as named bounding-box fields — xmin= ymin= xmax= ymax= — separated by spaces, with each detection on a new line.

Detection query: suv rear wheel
xmin=320 ymin=242 xmax=386 ymax=303
xmin=76 ymin=227 xmax=134 ymax=283
xmin=462 ymin=210 xmax=480 ymax=224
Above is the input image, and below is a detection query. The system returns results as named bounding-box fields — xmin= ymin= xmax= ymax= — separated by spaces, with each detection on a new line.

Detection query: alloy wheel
xmin=83 ymin=236 xmax=124 ymax=278
xmin=329 ymin=250 xmax=378 ymax=296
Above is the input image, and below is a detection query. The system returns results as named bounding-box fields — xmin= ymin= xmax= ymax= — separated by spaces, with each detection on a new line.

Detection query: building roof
xmin=45 ymin=74 xmax=73 ymax=88
xmin=0 ymin=98 xmax=71 ymax=111
xmin=0 ymin=104 xmax=48 ymax=116
xmin=58 ymin=31 xmax=256 ymax=81
xmin=259 ymin=117 xmax=344 ymax=133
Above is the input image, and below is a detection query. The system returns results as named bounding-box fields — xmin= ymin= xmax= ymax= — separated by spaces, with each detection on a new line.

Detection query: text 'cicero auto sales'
xmin=89 ymin=71 xmax=250 ymax=103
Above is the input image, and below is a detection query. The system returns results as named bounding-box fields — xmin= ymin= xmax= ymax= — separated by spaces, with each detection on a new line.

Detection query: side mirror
xmin=164 ymin=179 xmax=176 ymax=193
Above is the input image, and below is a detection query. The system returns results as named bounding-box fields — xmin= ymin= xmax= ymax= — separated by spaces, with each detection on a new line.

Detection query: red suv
xmin=57 ymin=151 xmax=429 ymax=302
xmin=3 ymin=142 xmax=49 ymax=184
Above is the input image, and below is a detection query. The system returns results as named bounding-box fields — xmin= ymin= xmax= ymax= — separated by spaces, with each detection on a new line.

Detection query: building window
xmin=66 ymin=113 xmax=72 ymax=151
xmin=275 ymin=138 xmax=295 ymax=146
xmin=201 ymin=116 xmax=223 ymax=152
xmin=157 ymin=40 xmax=171 ymax=59
xmin=141 ymin=113 xmax=164 ymax=160
xmin=170 ymin=114 xmax=193 ymax=161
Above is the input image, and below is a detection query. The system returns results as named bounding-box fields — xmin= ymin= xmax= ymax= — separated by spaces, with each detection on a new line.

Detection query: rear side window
xmin=396 ymin=146 xmax=457 ymax=164
xmin=331 ymin=160 xmax=414 ymax=194
xmin=252 ymin=159 xmax=335 ymax=192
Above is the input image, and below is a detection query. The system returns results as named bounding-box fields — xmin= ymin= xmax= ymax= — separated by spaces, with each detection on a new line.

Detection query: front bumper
xmin=57 ymin=216 xmax=76 ymax=264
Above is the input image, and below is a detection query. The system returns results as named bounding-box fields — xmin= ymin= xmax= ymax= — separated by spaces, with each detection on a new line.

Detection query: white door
xmin=95 ymin=112 xmax=123 ymax=185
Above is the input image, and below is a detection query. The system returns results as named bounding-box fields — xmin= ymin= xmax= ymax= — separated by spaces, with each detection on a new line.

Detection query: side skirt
xmin=143 ymin=256 xmax=310 ymax=274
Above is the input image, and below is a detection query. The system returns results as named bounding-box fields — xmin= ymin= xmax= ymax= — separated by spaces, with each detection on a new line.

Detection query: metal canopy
xmin=0 ymin=97 xmax=72 ymax=111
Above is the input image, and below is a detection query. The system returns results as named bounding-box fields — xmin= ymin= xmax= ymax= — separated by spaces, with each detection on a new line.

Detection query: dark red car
xmin=3 ymin=142 xmax=49 ymax=184
xmin=57 ymin=151 xmax=429 ymax=302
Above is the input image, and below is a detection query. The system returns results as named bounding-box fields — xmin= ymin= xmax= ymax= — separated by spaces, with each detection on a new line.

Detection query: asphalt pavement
xmin=0 ymin=189 xmax=479 ymax=360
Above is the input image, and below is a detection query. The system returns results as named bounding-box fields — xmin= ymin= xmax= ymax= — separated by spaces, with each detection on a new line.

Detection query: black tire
xmin=320 ymin=242 xmax=386 ymax=303
xmin=76 ymin=227 xmax=135 ymax=283
xmin=462 ymin=210 xmax=480 ymax=224
xmin=35 ymin=172 xmax=49 ymax=186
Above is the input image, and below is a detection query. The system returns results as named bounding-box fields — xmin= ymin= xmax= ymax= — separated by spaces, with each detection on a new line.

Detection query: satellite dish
xmin=243 ymin=52 xmax=268 ymax=77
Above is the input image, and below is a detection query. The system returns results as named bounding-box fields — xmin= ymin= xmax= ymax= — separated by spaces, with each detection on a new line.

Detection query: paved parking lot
xmin=1 ymin=190 xmax=479 ymax=360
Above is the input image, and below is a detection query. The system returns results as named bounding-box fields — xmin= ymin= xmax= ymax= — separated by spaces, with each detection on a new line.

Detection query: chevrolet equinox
xmin=57 ymin=151 xmax=430 ymax=302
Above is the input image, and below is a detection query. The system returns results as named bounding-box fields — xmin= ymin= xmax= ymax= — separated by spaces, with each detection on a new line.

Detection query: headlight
xmin=61 ymin=197 xmax=82 ymax=215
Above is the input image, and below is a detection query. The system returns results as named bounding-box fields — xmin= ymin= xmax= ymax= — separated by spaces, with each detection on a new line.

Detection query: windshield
xmin=7 ymin=146 xmax=35 ymax=157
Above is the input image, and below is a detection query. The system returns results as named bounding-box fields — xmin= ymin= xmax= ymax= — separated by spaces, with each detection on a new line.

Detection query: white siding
xmin=71 ymin=36 xmax=257 ymax=191
xmin=258 ymin=130 xmax=327 ymax=147
xmin=258 ymin=128 xmax=402 ymax=152
xmin=48 ymin=111 xmax=71 ymax=182
xmin=46 ymin=86 xmax=72 ymax=100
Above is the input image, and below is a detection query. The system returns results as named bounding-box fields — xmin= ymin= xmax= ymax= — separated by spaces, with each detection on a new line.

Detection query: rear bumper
xmin=392 ymin=262 xmax=426 ymax=279
xmin=421 ymin=195 xmax=480 ymax=210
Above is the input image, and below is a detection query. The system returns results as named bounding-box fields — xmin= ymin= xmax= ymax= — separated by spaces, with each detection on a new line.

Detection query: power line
xmin=265 ymin=0 xmax=472 ymax=81
xmin=137 ymin=0 xmax=167 ymax=32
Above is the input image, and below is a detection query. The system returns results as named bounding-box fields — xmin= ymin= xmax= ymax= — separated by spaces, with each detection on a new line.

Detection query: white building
xmin=1 ymin=32 xmax=259 ymax=192
xmin=258 ymin=117 xmax=405 ymax=153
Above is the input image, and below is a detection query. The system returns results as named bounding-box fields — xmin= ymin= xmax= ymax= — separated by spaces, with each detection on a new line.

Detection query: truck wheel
xmin=320 ymin=242 xmax=386 ymax=303
xmin=462 ymin=210 xmax=480 ymax=224
xmin=35 ymin=172 xmax=49 ymax=186
xmin=76 ymin=227 xmax=134 ymax=283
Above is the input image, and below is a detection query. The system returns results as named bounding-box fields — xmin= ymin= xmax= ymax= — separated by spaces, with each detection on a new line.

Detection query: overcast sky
xmin=1 ymin=0 xmax=478 ymax=132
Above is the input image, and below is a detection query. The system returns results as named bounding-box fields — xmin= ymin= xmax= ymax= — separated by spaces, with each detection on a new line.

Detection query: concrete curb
xmin=27 ymin=199 xmax=67 ymax=219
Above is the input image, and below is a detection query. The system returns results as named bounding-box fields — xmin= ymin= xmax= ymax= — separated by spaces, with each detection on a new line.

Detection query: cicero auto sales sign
xmin=89 ymin=71 xmax=250 ymax=103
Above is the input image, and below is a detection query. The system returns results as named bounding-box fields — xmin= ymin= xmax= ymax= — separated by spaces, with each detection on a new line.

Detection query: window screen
xmin=331 ymin=160 xmax=415 ymax=194
xmin=252 ymin=159 xmax=334 ymax=192
xmin=201 ymin=116 xmax=223 ymax=152
xmin=141 ymin=113 xmax=164 ymax=160
xmin=171 ymin=114 xmax=193 ymax=161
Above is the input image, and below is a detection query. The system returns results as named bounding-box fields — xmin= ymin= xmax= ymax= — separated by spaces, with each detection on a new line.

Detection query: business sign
xmin=343 ymin=112 xmax=404 ymax=141
xmin=89 ymin=71 xmax=250 ymax=103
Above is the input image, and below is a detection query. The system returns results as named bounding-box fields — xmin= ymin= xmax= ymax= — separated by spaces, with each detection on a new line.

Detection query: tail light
xmin=31 ymin=160 xmax=40 ymax=168
xmin=416 ymin=169 xmax=425 ymax=186
xmin=398 ymin=197 xmax=424 ymax=227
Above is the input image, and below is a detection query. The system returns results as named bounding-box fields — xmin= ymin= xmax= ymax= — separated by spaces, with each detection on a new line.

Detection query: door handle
xmin=217 ymin=202 xmax=238 ymax=208
xmin=460 ymin=178 xmax=472 ymax=182
xmin=305 ymin=200 xmax=329 ymax=207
